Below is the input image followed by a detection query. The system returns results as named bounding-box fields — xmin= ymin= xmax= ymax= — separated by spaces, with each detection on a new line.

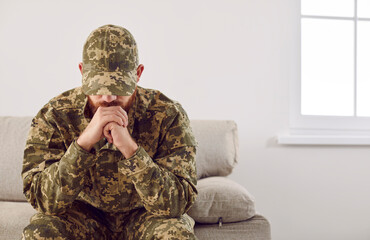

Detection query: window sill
xmin=277 ymin=134 xmax=370 ymax=145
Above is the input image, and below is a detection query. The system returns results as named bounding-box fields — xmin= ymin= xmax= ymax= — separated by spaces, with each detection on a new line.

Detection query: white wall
xmin=1 ymin=0 xmax=370 ymax=239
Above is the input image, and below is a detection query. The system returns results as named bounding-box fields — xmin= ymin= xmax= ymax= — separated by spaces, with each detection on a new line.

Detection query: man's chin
xmin=93 ymin=104 xmax=124 ymax=113
xmin=87 ymin=101 xmax=123 ymax=115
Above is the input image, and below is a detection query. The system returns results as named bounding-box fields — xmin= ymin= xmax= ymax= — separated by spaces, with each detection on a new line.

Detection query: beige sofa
xmin=0 ymin=116 xmax=271 ymax=240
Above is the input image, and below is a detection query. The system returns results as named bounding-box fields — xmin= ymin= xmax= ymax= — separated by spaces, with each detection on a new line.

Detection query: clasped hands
xmin=77 ymin=106 xmax=138 ymax=158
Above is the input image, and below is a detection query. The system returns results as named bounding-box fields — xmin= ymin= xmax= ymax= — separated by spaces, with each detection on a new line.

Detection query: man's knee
xmin=22 ymin=214 xmax=72 ymax=240
xmin=140 ymin=214 xmax=197 ymax=240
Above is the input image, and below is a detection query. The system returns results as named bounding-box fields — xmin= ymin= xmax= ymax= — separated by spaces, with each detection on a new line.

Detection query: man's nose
xmin=101 ymin=95 xmax=117 ymax=103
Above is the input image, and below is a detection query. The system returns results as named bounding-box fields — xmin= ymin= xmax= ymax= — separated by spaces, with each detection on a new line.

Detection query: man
xmin=21 ymin=24 xmax=198 ymax=240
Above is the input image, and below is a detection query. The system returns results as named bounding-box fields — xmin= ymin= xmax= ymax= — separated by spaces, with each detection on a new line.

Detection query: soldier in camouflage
xmin=21 ymin=24 xmax=198 ymax=240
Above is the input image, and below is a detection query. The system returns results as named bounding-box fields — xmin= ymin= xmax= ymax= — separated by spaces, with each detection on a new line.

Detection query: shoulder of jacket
xmin=33 ymin=87 xmax=85 ymax=122
xmin=47 ymin=87 xmax=85 ymax=111
xmin=139 ymin=87 xmax=185 ymax=117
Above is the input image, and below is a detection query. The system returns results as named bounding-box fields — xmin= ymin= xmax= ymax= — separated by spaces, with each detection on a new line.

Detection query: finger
xmin=115 ymin=107 xmax=129 ymax=127
xmin=102 ymin=110 xmax=128 ymax=127
xmin=101 ymin=115 xmax=124 ymax=127
xmin=101 ymin=106 xmax=128 ymax=120
xmin=103 ymin=124 xmax=113 ymax=143
xmin=110 ymin=109 xmax=128 ymax=127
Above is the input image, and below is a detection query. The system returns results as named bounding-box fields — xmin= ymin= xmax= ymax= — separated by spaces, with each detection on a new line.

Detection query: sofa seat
xmin=194 ymin=214 xmax=271 ymax=240
xmin=0 ymin=201 xmax=35 ymax=240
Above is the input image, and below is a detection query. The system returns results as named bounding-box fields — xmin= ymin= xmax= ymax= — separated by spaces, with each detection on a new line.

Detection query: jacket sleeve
xmin=118 ymin=106 xmax=198 ymax=217
xmin=22 ymin=107 xmax=96 ymax=215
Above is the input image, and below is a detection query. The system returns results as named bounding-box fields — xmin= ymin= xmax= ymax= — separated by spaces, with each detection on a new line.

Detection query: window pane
xmin=301 ymin=19 xmax=354 ymax=116
xmin=301 ymin=0 xmax=354 ymax=17
xmin=358 ymin=0 xmax=370 ymax=18
xmin=357 ymin=21 xmax=370 ymax=116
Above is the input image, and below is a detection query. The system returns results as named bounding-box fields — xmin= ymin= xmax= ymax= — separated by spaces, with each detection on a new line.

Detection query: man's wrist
xmin=118 ymin=142 xmax=138 ymax=159
xmin=77 ymin=137 xmax=93 ymax=152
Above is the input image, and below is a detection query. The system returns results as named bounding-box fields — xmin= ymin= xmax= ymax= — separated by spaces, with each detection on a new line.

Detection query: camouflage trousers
xmin=22 ymin=201 xmax=197 ymax=240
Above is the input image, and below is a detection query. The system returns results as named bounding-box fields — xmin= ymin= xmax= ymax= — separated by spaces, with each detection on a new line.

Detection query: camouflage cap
xmin=82 ymin=24 xmax=139 ymax=96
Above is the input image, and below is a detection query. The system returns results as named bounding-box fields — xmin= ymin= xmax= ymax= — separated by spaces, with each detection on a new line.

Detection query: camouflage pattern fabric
xmin=22 ymin=200 xmax=196 ymax=240
xmin=82 ymin=25 xmax=139 ymax=96
xmin=22 ymin=86 xmax=198 ymax=239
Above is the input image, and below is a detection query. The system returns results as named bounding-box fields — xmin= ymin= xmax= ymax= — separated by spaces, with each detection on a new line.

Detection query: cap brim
xmin=82 ymin=70 xmax=137 ymax=96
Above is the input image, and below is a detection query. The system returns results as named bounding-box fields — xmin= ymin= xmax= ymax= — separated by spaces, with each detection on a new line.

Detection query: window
xmin=279 ymin=0 xmax=370 ymax=145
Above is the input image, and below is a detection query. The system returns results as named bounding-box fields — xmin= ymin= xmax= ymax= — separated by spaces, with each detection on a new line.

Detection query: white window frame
xmin=278 ymin=0 xmax=370 ymax=145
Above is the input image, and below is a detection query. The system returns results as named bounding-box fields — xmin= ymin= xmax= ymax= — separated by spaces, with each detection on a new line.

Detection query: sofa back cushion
xmin=0 ymin=116 xmax=32 ymax=201
xmin=0 ymin=117 xmax=239 ymax=201
xmin=190 ymin=120 xmax=239 ymax=179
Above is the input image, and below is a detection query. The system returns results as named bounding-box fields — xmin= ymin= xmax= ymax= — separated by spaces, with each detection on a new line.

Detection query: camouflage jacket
xmin=22 ymin=86 xmax=197 ymax=217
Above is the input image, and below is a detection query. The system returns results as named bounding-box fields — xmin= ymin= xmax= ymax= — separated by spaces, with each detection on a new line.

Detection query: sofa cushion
xmin=0 ymin=201 xmax=36 ymax=240
xmin=0 ymin=116 xmax=32 ymax=201
xmin=188 ymin=177 xmax=255 ymax=223
xmin=190 ymin=120 xmax=238 ymax=179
